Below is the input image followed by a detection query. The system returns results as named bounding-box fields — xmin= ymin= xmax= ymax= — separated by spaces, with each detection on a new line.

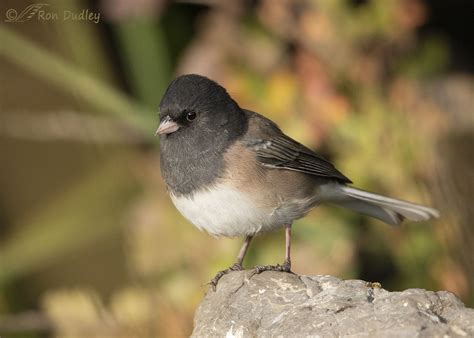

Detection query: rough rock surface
xmin=192 ymin=271 xmax=474 ymax=337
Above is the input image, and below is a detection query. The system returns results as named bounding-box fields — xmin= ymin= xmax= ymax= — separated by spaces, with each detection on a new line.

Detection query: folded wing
xmin=245 ymin=136 xmax=352 ymax=184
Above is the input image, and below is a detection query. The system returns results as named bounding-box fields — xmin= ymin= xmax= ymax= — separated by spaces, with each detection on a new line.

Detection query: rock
xmin=192 ymin=271 xmax=474 ymax=337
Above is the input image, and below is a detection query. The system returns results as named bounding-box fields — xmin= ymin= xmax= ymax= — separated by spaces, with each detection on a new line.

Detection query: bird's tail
xmin=321 ymin=185 xmax=439 ymax=226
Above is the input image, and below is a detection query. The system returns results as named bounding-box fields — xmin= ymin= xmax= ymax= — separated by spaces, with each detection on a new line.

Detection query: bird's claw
xmin=249 ymin=260 xmax=292 ymax=278
xmin=209 ymin=263 xmax=243 ymax=291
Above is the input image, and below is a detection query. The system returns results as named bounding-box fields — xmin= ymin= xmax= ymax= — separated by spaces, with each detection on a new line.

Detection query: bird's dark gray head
xmin=157 ymin=74 xmax=248 ymax=195
xmin=157 ymin=74 xmax=245 ymax=140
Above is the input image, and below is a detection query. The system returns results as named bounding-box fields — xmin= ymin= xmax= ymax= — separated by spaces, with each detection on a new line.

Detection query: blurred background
xmin=0 ymin=0 xmax=473 ymax=337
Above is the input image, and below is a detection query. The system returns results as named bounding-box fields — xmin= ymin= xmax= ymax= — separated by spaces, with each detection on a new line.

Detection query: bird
xmin=156 ymin=74 xmax=439 ymax=290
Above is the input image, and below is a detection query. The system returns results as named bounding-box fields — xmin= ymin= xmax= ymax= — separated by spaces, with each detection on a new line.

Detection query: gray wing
xmin=245 ymin=136 xmax=352 ymax=184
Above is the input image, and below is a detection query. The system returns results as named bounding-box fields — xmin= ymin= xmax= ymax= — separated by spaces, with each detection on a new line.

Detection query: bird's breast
xmin=160 ymin=139 xmax=227 ymax=195
xmin=170 ymin=183 xmax=279 ymax=237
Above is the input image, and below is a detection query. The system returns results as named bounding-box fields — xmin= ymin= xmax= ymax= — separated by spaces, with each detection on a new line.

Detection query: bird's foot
xmin=249 ymin=260 xmax=292 ymax=278
xmin=209 ymin=263 xmax=243 ymax=291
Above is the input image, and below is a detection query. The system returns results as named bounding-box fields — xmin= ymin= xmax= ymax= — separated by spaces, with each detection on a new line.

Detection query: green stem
xmin=0 ymin=26 xmax=155 ymax=135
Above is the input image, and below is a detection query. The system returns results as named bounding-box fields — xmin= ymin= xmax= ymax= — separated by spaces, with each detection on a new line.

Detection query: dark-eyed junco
xmin=156 ymin=74 xmax=439 ymax=289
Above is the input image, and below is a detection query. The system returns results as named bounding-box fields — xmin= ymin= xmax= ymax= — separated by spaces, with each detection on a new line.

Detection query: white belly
xmin=170 ymin=184 xmax=275 ymax=237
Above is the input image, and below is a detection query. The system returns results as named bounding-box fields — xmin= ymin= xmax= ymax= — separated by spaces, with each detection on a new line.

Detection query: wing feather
xmin=246 ymin=136 xmax=351 ymax=183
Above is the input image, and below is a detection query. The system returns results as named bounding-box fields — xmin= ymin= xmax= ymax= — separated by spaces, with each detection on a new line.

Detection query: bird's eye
xmin=185 ymin=111 xmax=197 ymax=121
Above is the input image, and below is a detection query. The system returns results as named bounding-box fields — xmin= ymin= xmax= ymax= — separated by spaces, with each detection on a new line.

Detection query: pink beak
xmin=155 ymin=116 xmax=180 ymax=136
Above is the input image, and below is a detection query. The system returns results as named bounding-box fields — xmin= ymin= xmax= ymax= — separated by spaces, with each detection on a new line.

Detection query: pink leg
xmin=210 ymin=235 xmax=253 ymax=291
xmin=284 ymin=224 xmax=291 ymax=267
xmin=252 ymin=224 xmax=293 ymax=275
xmin=236 ymin=235 xmax=253 ymax=265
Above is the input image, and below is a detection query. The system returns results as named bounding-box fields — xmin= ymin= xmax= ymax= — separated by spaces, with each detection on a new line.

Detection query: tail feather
xmin=321 ymin=185 xmax=439 ymax=226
